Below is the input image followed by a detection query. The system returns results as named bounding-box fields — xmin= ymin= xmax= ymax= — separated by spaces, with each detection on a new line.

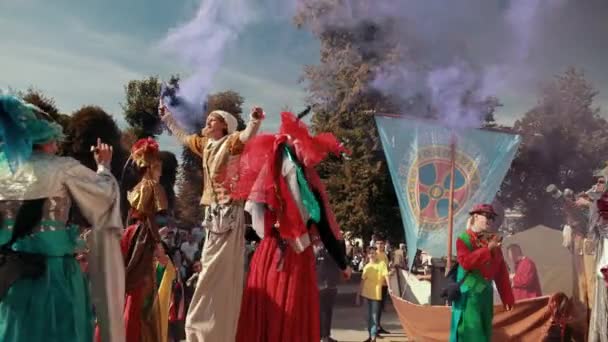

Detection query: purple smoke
xmin=159 ymin=0 xmax=295 ymax=130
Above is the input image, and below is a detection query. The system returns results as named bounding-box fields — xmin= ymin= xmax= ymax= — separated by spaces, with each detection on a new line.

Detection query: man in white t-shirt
xmin=181 ymin=233 xmax=199 ymax=264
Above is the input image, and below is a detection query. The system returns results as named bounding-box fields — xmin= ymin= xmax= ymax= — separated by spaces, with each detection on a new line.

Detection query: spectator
xmin=316 ymin=244 xmax=342 ymax=342
xmin=392 ymin=243 xmax=407 ymax=270
xmin=171 ymin=249 xmax=189 ymax=280
xmin=356 ymin=247 xmax=389 ymax=342
xmin=507 ymin=244 xmax=542 ymax=300
xmin=180 ymin=233 xmax=199 ymax=264
xmin=187 ymin=261 xmax=202 ymax=290
xmin=374 ymin=236 xmax=391 ymax=335
xmin=369 ymin=233 xmax=377 ymax=248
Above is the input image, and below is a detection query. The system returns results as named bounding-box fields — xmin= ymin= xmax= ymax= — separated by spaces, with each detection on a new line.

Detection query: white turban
xmin=209 ymin=110 xmax=238 ymax=134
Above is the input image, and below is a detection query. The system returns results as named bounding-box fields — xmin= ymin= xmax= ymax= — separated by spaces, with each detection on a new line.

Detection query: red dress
xmin=234 ymin=112 xmax=348 ymax=342
xmin=236 ymin=210 xmax=320 ymax=342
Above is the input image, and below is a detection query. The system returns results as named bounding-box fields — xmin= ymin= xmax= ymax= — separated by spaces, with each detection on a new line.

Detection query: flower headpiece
xmin=279 ymin=112 xmax=349 ymax=167
xmin=127 ymin=137 xmax=167 ymax=216
xmin=130 ymin=137 xmax=160 ymax=169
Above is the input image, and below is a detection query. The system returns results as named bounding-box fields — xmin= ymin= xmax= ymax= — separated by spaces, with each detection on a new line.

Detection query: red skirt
xmin=236 ymin=235 xmax=320 ymax=342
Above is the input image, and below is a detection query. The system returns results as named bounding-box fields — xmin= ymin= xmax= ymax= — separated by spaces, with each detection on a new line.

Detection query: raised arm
xmin=159 ymin=103 xmax=205 ymax=157
xmin=238 ymin=107 xmax=264 ymax=143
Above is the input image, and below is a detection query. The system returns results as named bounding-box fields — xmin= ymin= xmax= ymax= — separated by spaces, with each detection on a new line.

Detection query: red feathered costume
xmin=233 ymin=112 xmax=350 ymax=342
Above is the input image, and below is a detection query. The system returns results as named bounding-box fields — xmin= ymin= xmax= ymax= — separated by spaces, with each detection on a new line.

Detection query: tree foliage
xmin=499 ymin=67 xmax=608 ymax=229
xmin=20 ymin=88 xmax=70 ymax=130
xmin=295 ymin=5 xmax=406 ymax=243
xmin=295 ymin=1 xmax=502 ymax=244
xmin=122 ymin=75 xmax=179 ymax=139
xmin=62 ymin=105 xmax=130 ymax=221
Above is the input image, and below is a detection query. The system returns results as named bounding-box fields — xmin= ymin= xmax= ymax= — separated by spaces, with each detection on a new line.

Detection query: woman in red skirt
xmin=233 ymin=111 xmax=352 ymax=342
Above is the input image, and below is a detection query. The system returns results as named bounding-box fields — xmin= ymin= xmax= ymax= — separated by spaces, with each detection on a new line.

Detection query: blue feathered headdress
xmin=0 ymin=94 xmax=64 ymax=173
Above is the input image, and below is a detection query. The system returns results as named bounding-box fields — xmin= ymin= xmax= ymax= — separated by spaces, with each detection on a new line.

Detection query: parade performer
xmin=584 ymin=167 xmax=608 ymax=342
xmin=109 ymin=137 xmax=171 ymax=342
xmin=159 ymin=101 xmax=264 ymax=341
xmin=232 ymin=111 xmax=352 ymax=342
xmin=449 ymin=204 xmax=514 ymax=342
xmin=556 ymin=181 xmax=596 ymax=336
xmin=0 ymin=95 xmax=125 ymax=342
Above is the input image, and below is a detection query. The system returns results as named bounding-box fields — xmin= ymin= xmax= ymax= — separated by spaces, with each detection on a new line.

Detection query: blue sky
xmin=0 ymin=0 xmax=319 ymax=154
xmin=2 ymin=0 xmax=607 ymax=157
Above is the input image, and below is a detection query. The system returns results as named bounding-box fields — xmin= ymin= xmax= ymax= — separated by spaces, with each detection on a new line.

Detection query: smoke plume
xmin=159 ymin=0 xmax=295 ymax=130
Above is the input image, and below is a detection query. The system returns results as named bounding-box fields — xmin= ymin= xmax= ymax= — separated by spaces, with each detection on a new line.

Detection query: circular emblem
xmin=400 ymin=145 xmax=480 ymax=232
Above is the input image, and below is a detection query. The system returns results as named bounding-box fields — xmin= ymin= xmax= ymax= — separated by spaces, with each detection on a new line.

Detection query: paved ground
xmin=180 ymin=273 xmax=409 ymax=342
xmin=330 ymin=274 xmax=409 ymax=342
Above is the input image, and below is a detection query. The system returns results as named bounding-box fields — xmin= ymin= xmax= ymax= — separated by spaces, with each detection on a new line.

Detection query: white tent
xmin=502 ymin=224 xmax=573 ymax=297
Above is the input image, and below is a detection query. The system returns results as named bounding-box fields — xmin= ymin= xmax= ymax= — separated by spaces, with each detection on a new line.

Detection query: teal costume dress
xmin=0 ymin=95 xmax=125 ymax=342
xmin=449 ymin=230 xmax=514 ymax=342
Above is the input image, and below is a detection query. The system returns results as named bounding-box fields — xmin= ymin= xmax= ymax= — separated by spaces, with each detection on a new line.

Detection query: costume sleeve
xmin=316 ymin=228 xmax=348 ymax=270
xmin=244 ymin=201 xmax=265 ymax=239
xmin=64 ymin=162 xmax=126 ymax=342
xmin=162 ymin=114 xmax=205 ymax=157
xmin=238 ymin=115 xmax=262 ymax=143
xmin=494 ymin=252 xmax=515 ymax=307
xmin=512 ymin=259 xmax=536 ymax=289
xmin=456 ymin=237 xmax=491 ymax=271
xmin=282 ymin=155 xmax=311 ymax=223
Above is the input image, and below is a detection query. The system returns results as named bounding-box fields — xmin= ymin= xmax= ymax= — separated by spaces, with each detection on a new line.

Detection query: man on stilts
xmin=160 ymin=101 xmax=264 ymax=341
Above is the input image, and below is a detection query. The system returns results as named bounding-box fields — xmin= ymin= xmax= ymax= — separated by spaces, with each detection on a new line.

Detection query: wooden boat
xmin=388 ymin=270 xmax=552 ymax=342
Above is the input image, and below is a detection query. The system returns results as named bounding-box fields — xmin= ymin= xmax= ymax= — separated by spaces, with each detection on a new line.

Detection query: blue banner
xmin=375 ymin=116 xmax=521 ymax=268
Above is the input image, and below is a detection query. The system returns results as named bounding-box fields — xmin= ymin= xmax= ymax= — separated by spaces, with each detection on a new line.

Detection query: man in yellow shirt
xmin=356 ymin=247 xmax=389 ymax=342
xmin=375 ymin=237 xmax=391 ymax=334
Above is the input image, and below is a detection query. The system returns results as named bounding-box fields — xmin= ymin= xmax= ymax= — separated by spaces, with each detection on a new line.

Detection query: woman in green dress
xmin=0 ymin=95 xmax=125 ymax=342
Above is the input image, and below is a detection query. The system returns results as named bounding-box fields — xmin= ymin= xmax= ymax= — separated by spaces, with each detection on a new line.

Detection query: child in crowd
xmin=356 ymin=247 xmax=389 ymax=342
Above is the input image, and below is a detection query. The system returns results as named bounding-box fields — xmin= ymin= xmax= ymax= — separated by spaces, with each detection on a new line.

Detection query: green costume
xmin=449 ymin=231 xmax=513 ymax=342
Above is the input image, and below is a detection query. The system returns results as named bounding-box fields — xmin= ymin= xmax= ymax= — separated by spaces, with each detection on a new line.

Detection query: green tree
xmin=20 ymin=88 xmax=70 ymax=130
xmin=62 ymin=105 xmax=130 ymax=220
xmin=499 ymin=67 xmax=608 ymax=230
xmin=174 ymin=90 xmax=246 ymax=229
xmin=295 ymin=7 xmax=406 ymax=243
xmin=122 ymin=75 xmax=183 ymax=214
xmin=122 ymin=75 xmax=179 ymax=139
xmin=295 ymin=2 xmax=500 ymax=245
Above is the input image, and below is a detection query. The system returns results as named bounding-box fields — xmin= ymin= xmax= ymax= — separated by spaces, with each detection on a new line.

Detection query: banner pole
xmin=445 ymin=134 xmax=457 ymax=275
